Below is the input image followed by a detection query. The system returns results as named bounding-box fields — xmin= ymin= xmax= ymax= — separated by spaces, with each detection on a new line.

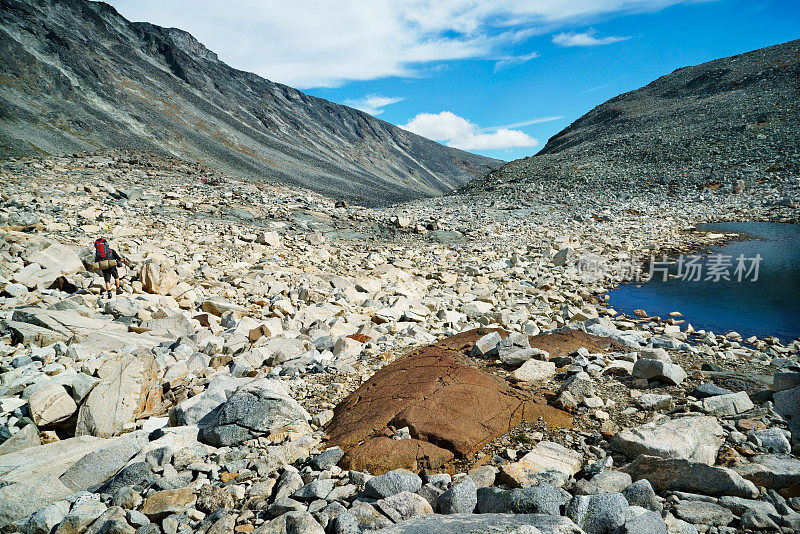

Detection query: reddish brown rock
xmin=341 ymin=437 xmax=454 ymax=474
xmin=140 ymin=488 xmax=196 ymax=520
xmin=528 ymin=330 xmax=629 ymax=359
xmin=326 ymin=329 xmax=571 ymax=474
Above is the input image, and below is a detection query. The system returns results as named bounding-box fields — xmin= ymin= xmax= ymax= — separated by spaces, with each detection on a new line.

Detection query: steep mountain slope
xmin=0 ymin=0 xmax=501 ymax=205
xmin=464 ymin=40 xmax=800 ymax=195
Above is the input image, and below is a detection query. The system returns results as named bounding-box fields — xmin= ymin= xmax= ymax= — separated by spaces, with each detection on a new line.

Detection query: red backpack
xmin=94 ymin=238 xmax=112 ymax=261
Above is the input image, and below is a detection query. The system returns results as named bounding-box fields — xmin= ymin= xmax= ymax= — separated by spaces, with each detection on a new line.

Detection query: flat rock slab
xmin=327 ymin=329 xmax=572 ymax=474
xmin=365 ymin=513 xmax=584 ymax=533
xmin=340 ymin=436 xmax=454 ymax=475
xmin=734 ymin=454 xmax=800 ymax=490
xmin=622 ymin=455 xmax=758 ymax=498
xmin=610 ymin=415 xmax=723 ymax=465
xmin=0 ymin=436 xmax=111 ymax=528
xmin=528 ymin=330 xmax=630 ymax=358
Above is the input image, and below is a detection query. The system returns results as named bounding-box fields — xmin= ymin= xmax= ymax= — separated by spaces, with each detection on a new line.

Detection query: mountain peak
xmin=0 ymin=0 xmax=500 ymax=205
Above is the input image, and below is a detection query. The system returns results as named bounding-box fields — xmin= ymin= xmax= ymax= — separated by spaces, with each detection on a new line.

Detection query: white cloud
xmin=344 ymin=94 xmax=404 ymax=115
xmin=106 ymin=0 xmax=692 ymax=88
xmin=552 ymin=30 xmax=630 ymax=47
xmin=401 ymin=111 xmax=538 ymax=150
xmin=487 ymin=115 xmax=564 ymax=129
xmin=494 ymin=51 xmax=540 ymax=72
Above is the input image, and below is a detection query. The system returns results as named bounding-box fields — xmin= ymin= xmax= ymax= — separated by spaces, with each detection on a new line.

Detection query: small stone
xmin=140 ymin=488 xmax=197 ymax=520
xmin=511 ymin=359 xmax=556 ymax=382
xmin=632 ymin=359 xmax=686 ymax=386
xmin=292 ymin=479 xmax=335 ymax=501
xmin=696 ymin=391 xmax=754 ymax=416
xmin=470 ymin=332 xmax=501 ymax=358
xmin=622 ymin=479 xmax=662 ymax=512
xmin=575 ymin=470 xmax=632 ymax=495
xmin=196 ymin=484 xmax=234 ymax=514
xmin=311 ymin=448 xmax=344 ymax=471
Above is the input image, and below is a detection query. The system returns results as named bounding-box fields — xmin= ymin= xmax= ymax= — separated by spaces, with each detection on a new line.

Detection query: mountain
xmin=0 ymin=0 xmax=501 ymax=205
xmin=463 ymin=40 xmax=800 ymax=195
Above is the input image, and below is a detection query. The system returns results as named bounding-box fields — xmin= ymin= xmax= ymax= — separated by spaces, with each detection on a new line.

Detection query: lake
xmin=606 ymin=221 xmax=800 ymax=342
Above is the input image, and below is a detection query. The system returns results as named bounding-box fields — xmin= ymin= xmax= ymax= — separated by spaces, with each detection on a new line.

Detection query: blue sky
xmin=108 ymin=0 xmax=799 ymax=162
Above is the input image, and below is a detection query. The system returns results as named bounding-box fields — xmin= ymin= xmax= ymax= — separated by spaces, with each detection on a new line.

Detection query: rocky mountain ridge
xmin=0 ymin=0 xmax=500 ymax=205
xmin=463 ymin=39 xmax=800 ymax=195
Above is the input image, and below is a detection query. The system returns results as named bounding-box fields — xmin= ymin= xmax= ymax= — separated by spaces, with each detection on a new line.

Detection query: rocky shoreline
xmin=0 ymin=152 xmax=799 ymax=534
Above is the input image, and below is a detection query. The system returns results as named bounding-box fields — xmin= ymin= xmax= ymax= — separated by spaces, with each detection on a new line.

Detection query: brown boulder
xmin=326 ymin=329 xmax=571 ymax=474
xmin=140 ymin=488 xmax=196 ymax=520
xmin=341 ymin=437 xmax=454 ymax=474
xmin=528 ymin=329 xmax=629 ymax=358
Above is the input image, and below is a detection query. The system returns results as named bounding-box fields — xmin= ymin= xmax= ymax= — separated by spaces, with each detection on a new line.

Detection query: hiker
xmin=93 ymin=237 xmax=129 ymax=299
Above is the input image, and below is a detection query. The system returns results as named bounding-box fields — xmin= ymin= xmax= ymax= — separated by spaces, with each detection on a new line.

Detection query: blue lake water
xmin=606 ymin=222 xmax=800 ymax=342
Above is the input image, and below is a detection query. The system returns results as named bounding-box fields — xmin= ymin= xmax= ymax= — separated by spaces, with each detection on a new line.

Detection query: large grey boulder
xmin=363 ymin=513 xmax=584 ymax=533
xmin=632 ymin=358 xmax=686 ymax=385
xmin=254 ymin=510 xmax=323 ymax=534
xmin=470 ymin=332 xmax=501 ymax=358
xmin=499 ymin=441 xmax=583 ymax=488
xmin=695 ymin=391 xmax=754 ymax=416
xmin=575 ymin=470 xmax=632 ymax=495
xmin=11 ymin=308 xmax=117 ymax=340
xmin=734 ymin=454 xmax=800 ymax=490
xmin=566 ymin=492 xmax=628 ymax=534
xmin=674 ymin=501 xmax=734 ymax=527
xmin=773 ymin=385 xmax=800 ymax=448
xmin=476 ymin=483 xmax=564 ymax=515
xmin=24 ymin=242 xmax=83 ymax=275
xmin=169 ymin=376 xmax=253 ymax=427
xmin=621 ymin=479 xmax=662 ymax=512
xmin=5 ymin=320 xmax=69 ymax=346
xmin=199 ymin=379 xmax=310 ymax=447
xmin=59 ymin=431 xmax=149 ymax=492
xmin=610 ymin=416 xmax=723 ymax=464
xmin=52 ymin=496 xmax=107 ymax=534
xmin=364 ymin=469 xmax=423 ymax=499
xmin=0 ymin=436 xmax=111 ymax=528
xmin=512 ymin=359 xmax=557 ymax=382
xmin=140 ymin=259 xmax=179 ymax=295
xmin=140 ymin=315 xmax=195 ymax=338
xmin=438 ymin=477 xmax=477 ymax=514
xmin=622 ymin=455 xmax=758 ymax=498
xmin=75 ymin=353 xmax=160 ymax=438
xmin=375 ymin=491 xmax=434 ymax=523
xmin=0 ymin=424 xmax=40 ymax=456
xmin=618 ymin=509 xmax=667 ymax=534
xmin=28 ymin=384 xmax=77 ymax=426
xmin=21 ymin=499 xmax=71 ymax=534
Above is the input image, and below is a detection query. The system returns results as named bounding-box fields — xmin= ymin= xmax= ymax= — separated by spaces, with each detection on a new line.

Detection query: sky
xmin=107 ymin=0 xmax=800 ymax=162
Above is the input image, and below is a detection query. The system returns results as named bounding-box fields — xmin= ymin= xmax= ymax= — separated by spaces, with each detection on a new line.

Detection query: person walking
xmin=93 ymin=237 xmax=129 ymax=299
